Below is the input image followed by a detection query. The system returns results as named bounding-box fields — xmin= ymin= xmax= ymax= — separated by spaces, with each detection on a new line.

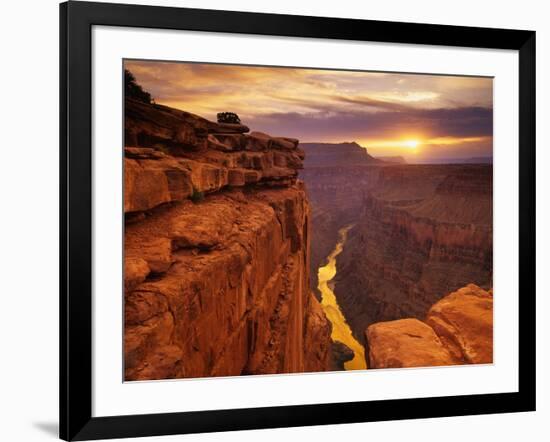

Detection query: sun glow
xmin=404 ymin=140 xmax=420 ymax=149
xmin=362 ymin=138 xmax=422 ymax=153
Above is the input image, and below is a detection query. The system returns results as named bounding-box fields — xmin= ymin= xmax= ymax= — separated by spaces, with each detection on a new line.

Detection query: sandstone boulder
xmin=213 ymin=134 xmax=247 ymax=151
xmin=124 ymin=157 xmax=194 ymax=213
xmin=207 ymin=134 xmax=233 ymax=152
xmin=124 ymin=146 xmax=165 ymax=160
xmin=227 ymin=168 xmax=246 ymax=187
xmin=366 ymin=318 xmax=458 ymax=368
xmin=426 ymin=284 xmax=493 ymax=363
xmin=124 ymin=159 xmax=173 ymax=213
xmin=124 ymin=257 xmax=149 ymax=292
xmin=171 ymin=212 xmax=229 ymax=251
xmin=178 ymin=159 xmax=229 ymax=194
xmin=127 ymin=345 xmax=184 ymax=381
xmin=246 ymin=132 xmax=274 ymax=151
xmin=273 ymin=137 xmax=298 ymax=150
xmin=127 ymin=237 xmax=173 ymax=273
xmin=244 ymin=170 xmax=261 ymax=184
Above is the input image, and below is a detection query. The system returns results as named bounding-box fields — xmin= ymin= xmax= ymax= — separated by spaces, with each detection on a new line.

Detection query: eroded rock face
xmin=366 ymin=284 xmax=493 ymax=369
xmin=124 ymin=100 xmax=331 ymax=380
xmin=304 ymin=293 xmax=333 ymax=373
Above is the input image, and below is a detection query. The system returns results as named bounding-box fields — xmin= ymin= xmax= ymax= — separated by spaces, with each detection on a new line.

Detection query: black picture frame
xmin=60 ymin=1 xmax=536 ymax=440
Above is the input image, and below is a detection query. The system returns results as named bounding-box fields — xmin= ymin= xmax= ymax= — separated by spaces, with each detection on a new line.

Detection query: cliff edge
xmin=124 ymin=99 xmax=331 ymax=380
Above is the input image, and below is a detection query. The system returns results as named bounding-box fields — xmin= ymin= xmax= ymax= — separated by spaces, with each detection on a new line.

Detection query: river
xmin=318 ymin=225 xmax=367 ymax=370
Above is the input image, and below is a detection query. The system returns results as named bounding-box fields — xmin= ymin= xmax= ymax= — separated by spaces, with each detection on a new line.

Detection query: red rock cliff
xmin=124 ymin=99 xmax=331 ymax=380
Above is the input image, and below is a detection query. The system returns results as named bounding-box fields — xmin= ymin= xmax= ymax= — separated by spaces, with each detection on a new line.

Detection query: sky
xmin=125 ymin=60 xmax=493 ymax=162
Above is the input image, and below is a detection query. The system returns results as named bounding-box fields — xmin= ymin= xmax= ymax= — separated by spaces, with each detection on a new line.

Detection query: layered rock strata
xmin=365 ymin=284 xmax=493 ymax=368
xmin=124 ymin=98 xmax=331 ymax=380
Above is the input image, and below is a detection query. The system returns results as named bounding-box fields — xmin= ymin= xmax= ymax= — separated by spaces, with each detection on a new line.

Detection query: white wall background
xmin=0 ymin=0 xmax=547 ymax=441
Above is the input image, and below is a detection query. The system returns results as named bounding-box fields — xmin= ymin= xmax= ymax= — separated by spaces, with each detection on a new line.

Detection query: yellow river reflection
xmin=318 ymin=225 xmax=367 ymax=370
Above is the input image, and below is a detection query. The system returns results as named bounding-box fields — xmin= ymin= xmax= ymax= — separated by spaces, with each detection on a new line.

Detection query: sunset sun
xmin=404 ymin=139 xmax=420 ymax=149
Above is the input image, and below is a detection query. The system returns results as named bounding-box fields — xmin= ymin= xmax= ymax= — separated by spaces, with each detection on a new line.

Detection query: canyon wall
xmin=124 ymin=98 xmax=331 ymax=381
xmin=300 ymin=165 xmax=381 ymax=299
xmin=299 ymin=143 xmax=383 ymax=298
xmin=334 ymin=164 xmax=493 ymax=342
xmin=366 ymin=284 xmax=493 ymax=368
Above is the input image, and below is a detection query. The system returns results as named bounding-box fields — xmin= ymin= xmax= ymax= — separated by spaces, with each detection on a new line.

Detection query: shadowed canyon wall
xmin=300 ymin=142 xmax=382 ymax=298
xmin=124 ymin=99 xmax=331 ymax=380
xmin=335 ymin=164 xmax=493 ymax=342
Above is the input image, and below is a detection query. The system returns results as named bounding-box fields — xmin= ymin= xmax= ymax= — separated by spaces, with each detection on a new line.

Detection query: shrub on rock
xmin=217 ymin=112 xmax=241 ymax=124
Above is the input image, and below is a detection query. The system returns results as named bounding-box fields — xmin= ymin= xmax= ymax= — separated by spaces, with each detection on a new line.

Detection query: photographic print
xmin=123 ymin=60 xmax=493 ymax=381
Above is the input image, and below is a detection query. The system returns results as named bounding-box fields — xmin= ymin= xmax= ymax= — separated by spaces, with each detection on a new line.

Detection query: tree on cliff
xmin=217 ymin=112 xmax=241 ymax=124
xmin=125 ymin=69 xmax=152 ymax=104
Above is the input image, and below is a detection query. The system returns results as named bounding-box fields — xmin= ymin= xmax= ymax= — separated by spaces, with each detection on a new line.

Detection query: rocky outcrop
xmin=304 ymin=294 xmax=333 ymax=373
xmin=335 ymin=164 xmax=493 ymax=341
xmin=124 ymin=99 xmax=331 ymax=380
xmin=426 ymin=284 xmax=493 ymax=364
xmin=366 ymin=284 xmax=493 ymax=368
xmin=124 ymin=98 xmax=304 ymax=214
xmin=366 ymin=318 xmax=458 ymax=368
xmin=330 ymin=341 xmax=355 ymax=371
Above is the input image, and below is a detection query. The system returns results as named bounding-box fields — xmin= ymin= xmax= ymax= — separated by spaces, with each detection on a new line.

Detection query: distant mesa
xmin=301 ymin=141 xmax=384 ymax=167
xmin=376 ymin=156 xmax=407 ymax=164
